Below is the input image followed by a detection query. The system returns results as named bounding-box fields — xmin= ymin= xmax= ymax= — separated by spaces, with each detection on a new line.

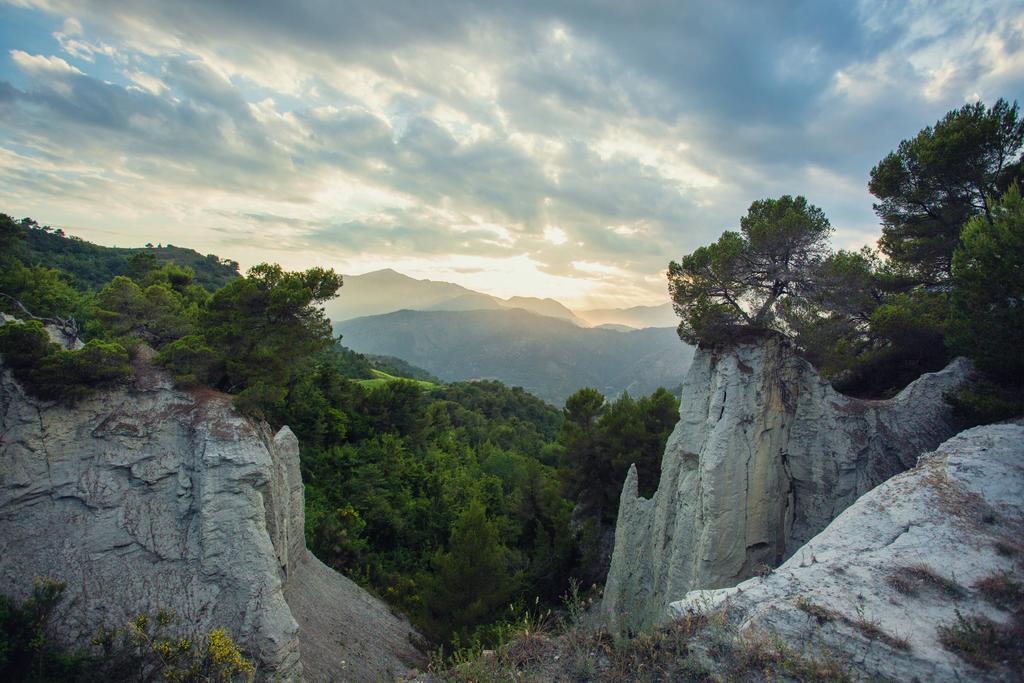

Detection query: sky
xmin=0 ymin=1 xmax=1022 ymax=309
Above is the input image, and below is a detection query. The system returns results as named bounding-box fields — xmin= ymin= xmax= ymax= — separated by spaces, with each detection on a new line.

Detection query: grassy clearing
xmin=356 ymin=368 xmax=436 ymax=390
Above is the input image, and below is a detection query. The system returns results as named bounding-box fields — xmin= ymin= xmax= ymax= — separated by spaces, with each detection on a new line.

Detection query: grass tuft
xmin=887 ymin=564 xmax=964 ymax=598
xmin=938 ymin=609 xmax=1023 ymax=670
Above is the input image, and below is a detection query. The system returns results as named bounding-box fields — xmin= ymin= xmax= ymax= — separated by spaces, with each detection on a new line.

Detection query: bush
xmin=0 ymin=579 xmax=93 ymax=681
xmin=0 ymin=579 xmax=256 ymax=682
xmin=0 ymin=320 xmax=130 ymax=403
xmin=155 ymin=334 xmax=220 ymax=387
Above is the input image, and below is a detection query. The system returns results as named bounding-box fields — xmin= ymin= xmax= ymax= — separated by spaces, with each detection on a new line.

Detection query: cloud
xmin=0 ymin=0 xmax=1021 ymax=307
xmin=10 ymin=49 xmax=83 ymax=75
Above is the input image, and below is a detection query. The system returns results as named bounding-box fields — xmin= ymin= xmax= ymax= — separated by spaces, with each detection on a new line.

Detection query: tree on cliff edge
xmin=668 ymin=195 xmax=832 ymax=346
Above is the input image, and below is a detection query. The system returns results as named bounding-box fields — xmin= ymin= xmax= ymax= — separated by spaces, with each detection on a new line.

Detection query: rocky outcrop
xmin=603 ymin=336 xmax=971 ymax=632
xmin=0 ymin=347 xmax=423 ymax=681
xmin=672 ymin=423 xmax=1024 ymax=682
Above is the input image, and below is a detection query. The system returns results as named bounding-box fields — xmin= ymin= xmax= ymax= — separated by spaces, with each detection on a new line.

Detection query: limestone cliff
xmin=603 ymin=335 xmax=971 ymax=632
xmin=0 ymin=348 xmax=423 ymax=681
xmin=672 ymin=423 xmax=1024 ymax=682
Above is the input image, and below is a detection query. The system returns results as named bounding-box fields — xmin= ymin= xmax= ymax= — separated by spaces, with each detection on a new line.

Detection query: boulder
xmin=603 ymin=335 xmax=971 ymax=632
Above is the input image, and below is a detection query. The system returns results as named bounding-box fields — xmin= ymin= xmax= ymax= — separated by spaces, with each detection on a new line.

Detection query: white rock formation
xmin=0 ymin=347 xmax=423 ymax=681
xmin=603 ymin=336 xmax=972 ymax=632
xmin=671 ymin=423 xmax=1024 ymax=682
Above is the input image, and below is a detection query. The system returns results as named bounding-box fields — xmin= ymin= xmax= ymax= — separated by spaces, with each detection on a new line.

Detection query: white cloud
xmin=10 ymin=49 xmax=83 ymax=75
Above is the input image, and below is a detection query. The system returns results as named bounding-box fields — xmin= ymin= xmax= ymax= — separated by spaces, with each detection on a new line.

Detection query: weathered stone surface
xmin=0 ymin=349 xmax=423 ymax=680
xmin=671 ymin=423 xmax=1024 ymax=682
xmin=603 ymin=336 xmax=971 ymax=632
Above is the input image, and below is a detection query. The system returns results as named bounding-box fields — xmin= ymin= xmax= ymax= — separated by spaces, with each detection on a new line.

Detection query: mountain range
xmin=326 ymin=269 xmax=588 ymax=325
xmin=337 ymin=308 xmax=694 ymax=405
xmin=326 ymin=269 xmax=679 ymax=328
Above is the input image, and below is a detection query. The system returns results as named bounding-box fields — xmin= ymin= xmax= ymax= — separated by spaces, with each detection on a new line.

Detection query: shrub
xmin=0 ymin=579 xmax=94 ymax=680
xmin=1 ymin=580 xmax=255 ymax=682
xmin=0 ymin=320 xmax=130 ymax=403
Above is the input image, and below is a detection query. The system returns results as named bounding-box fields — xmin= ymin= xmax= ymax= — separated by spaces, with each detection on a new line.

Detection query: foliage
xmin=94 ymin=270 xmax=206 ymax=348
xmin=0 ymin=262 xmax=93 ymax=325
xmin=799 ymin=285 xmax=951 ymax=398
xmin=0 ymin=579 xmax=93 ymax=681
xmin=158 ymin=263 xmax=342 ymax=416
xmin=0 ymin=579 xmax=255 ymax=682
xmin=422 ymin=500 xmax=521 ymax=642
xmin=870 ymin=98 xmax=1023 ymax=284
xmin=0 ymin=321 xmax=130 ymax=403
xmin=558 ymin=387 xmax=679 ymax=531
xmin=668 ymin=195 xmax=832 ymax=345
xmin=289 ymin=350 xmax=675 ymax=647
xmin=949 ymin=184 xmax=1024 ymax=384
xmin=295 ymin=376 xmax=575 ymax=646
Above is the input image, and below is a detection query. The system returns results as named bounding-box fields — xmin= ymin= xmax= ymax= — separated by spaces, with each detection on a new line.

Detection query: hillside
xmin=336 ymin=308 xmax=694 ymax=404
xmin=15 ymin=219 xmax=240 ymax=291
xmin=326 ymin=269 xmax=589 ymax=326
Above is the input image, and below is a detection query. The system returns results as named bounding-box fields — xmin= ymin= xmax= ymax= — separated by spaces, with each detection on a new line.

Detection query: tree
xmin=557 ymin=388 xmax=607 ymax=515
xmin=0 ymin=214 xmax=24 ymax=261
xmin=668 ymin=195 xmax=832 ymax=345
xmin=870 ymin=99 xmax=1023 ymax=283
xmin=421 ymin=499 xmax=518 ymax=642
xmin=785 ymin=246 xmax=953 ymax=397
xmin=94 ymin=276 xmax=193 ymax=347
xmin=158 ymin=263 xmax=342 ymax=416
xmin=949 ymin=184 xmax=1024 ymax=385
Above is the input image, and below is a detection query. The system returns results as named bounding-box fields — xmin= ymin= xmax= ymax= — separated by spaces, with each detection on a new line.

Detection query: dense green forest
xmin=0 ymin=216 xmax=679 ymax=652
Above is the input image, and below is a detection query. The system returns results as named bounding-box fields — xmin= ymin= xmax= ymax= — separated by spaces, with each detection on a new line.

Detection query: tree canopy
xmin=668 ymin=195 xmax=832 ymax=345
xmin=870 ymin=98 xmax=1023 ymax=284
xmin=949 ymin=184 xmax=1024 ymax=386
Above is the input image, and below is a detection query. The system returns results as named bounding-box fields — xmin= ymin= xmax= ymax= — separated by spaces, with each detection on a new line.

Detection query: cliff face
xmin=0 ymin=349 xmax=423 ymax=681
xmin=603 ymin=336 xmax=971 ymax=632
xmin=672 ymin=423 xmax=1024 ymax=682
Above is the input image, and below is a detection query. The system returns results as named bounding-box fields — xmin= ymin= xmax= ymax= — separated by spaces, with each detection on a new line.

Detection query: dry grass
xmin=725 ymin=628 xmax=851 ymax=682
xmin=431 ymin=603 xmax=853 ymax=682
xmin=920 ymin=458 xmax=1004 ymax=533
xmin=936 ymin=570 xmax=1024 ymax=672
xmin=993 ymin=538 xmax=1019 ymax=558
xmin=794 ymin=597 xmax=910 ymax=651
xmin=795 ymin=596 xmax=835 ymax=624
xmin=886 ymin=563 xmax=964 ymax=598
xmin=974 ymin=572 xmax=1023 ymax=609
xmin=938 ymin=610 xmax=1023 ymax=671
